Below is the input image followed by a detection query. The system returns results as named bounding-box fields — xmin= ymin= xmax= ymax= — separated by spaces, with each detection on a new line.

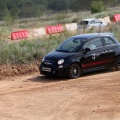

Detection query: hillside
xmin=0 ymin=0 xmax=119 ymax=19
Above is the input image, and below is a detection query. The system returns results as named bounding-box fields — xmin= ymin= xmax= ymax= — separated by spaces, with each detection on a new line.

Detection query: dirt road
xmin=0 ymin=69 xmax=120 ymax=120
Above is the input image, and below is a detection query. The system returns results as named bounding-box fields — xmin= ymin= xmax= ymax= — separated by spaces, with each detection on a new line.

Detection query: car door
xmin=81 ymin=37 xmax=108 ymax=72
xmin=94 ymin=19 xmax=102 ymax=27
xmin=102 ymin=37 xmax=119 ymax=65
xmin=89 ymin=20 xmax=95 ymax=28
xmin=89 ymin=19 xmax=101 ymax=28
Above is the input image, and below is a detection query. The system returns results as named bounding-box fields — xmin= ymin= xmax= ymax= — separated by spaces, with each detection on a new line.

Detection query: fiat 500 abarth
xmin=40 ymin=33 xmax=120 ymax=79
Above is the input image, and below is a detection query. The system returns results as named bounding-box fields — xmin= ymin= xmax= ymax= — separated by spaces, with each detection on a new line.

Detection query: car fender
xmin=67 ymin=53 xmax=83 ymax=69
xmin=115 ymin=46 xmax=120 ymax=57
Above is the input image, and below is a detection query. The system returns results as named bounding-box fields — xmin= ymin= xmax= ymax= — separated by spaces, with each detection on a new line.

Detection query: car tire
xmin=68 ymin=63 xmax=81 ymax=79
xmin=114 ymin=56 xmax=120 ymax=71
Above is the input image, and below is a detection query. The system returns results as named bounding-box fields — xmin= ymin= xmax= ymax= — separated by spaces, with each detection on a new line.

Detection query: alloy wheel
xmin=68 ymin=63 xmax=81 ymax=79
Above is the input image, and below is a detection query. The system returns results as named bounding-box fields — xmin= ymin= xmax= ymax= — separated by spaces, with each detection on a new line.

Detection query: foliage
xmin=0 ymin=0 xmax=120 ymax=66
xmin=0 ymin=32 xmax=74 ymax=65
xmin=71 ymin=17 xmax=80 ymax=23
xmin=0 ymin=27 xmax=10 ymax=40
xmin=109 ymin=22 xmax=120 ymax=40
xmin=0 ymin=0 xmax=119 ymax=19
xmin=48 ymin=0 xmax=69 ymax=11
xmin=91 ymin=1 xmax=106 ymax=13
xmin=0 ymin=0 xmax=9 ymax=19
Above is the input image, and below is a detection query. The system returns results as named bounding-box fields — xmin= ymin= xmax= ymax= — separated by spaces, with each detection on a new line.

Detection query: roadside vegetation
xmin=0 ymin=21 xmax=120 ymax=65
xmin=0 ymin=32 xmax=74 ymax=65
xmin=0 ymin=0 xmax=120 ymax=65
xmin=0 ymin=0 xmax=118 ymax=20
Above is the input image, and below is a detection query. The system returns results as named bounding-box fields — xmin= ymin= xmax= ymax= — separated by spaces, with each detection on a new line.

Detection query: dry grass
xmin=0 ymin=6 xmax=120 ymax=65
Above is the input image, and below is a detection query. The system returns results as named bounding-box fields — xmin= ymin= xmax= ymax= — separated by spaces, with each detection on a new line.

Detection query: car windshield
xmin=56 ymin=37 xmax=86 ymax=52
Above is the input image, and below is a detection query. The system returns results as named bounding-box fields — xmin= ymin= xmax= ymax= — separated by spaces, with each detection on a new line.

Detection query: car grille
xmin=43 ymin=60 xmax=56 ymax=67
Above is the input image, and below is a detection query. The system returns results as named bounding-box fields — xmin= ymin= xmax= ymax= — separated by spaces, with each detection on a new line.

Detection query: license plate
xmin=42 ymin=67 xmax=51 ymax=72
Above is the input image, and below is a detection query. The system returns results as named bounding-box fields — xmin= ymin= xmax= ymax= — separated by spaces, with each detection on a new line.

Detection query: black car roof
xmin=73 ymin=33 xmax=114 ymax=40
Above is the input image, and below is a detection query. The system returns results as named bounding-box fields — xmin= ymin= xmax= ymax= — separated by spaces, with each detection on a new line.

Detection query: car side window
xmin=103 ymin=37 xmax=115 ymax=45
xmin=90 ymin=20 xmax=95 ymax=24
xmin=83 ymin=37 xmax=103 ymax=50
xmin=95 ymin=20 xmax=102 ymax=24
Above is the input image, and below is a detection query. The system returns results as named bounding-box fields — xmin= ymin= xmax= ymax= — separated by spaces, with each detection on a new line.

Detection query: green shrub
xmin=109 ymin=22 xmax=120 ymax=41
xmin=95 ymin=13 xmax=108 ymax=18
xmin=0 ymin=27 xmax=10 ymax=40
xmin=71 ymin=17 xmax=79 ymax=23
xmin=0 ymin=32 xmax=75 ymax=65
xmin=53 ymin=11 xmax=68 ymax=21
xmin=91 ymin=1 xmax=106 ymax=13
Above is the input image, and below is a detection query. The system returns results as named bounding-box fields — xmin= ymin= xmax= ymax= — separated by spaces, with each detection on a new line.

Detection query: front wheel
xmin=114 ymin=56 xmax=120 ymax=70
xmin=68 ymin=63 xmax=81 ymax=79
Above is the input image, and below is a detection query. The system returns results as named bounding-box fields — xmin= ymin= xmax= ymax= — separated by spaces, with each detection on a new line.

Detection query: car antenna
xmin=98 ymin=22 xmax=102 ymax=35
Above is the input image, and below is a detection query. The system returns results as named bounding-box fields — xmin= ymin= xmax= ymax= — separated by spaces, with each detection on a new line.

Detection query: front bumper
xmin=39 ymin=63 xmax=69 ymax=77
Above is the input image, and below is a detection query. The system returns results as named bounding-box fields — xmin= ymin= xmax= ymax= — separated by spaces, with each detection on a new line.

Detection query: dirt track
xmin=0 ymin=69 xmax=120 ymax=120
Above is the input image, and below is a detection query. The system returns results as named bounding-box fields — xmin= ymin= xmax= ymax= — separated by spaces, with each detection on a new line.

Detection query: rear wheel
xmin=114 ymin=56 xmax=120 ymax=70
xmin=68 ymin=63 xmax=81 ymax=79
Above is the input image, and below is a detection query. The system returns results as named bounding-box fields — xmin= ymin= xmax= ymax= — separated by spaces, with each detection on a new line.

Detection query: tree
xmin=0 ymin=0 xmax=9 ymax=19
xmin=48 ymin=0 xmax=69 ymax=11
xmin=0 ymin=0 xmax=119 ymax=19
xmin=91 ymin=1 xmax=106 ymax=13
xmin=70 ymin=0 xmax=93 ymax=11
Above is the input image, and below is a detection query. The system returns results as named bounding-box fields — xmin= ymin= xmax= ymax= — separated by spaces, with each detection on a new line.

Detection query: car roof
xmin=73 ymin=33 xmax=114 ymax=40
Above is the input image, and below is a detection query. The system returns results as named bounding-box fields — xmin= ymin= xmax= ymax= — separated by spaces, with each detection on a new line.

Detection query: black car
xmin=40 ymin=33 xmax=120 ymax=79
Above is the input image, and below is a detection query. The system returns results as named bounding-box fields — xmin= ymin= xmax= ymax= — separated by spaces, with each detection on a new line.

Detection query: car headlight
xmin=58 ymin=59 xmax=64 ymax=65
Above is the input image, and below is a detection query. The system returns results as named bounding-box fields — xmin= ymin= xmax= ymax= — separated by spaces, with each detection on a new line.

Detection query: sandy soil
xmin=0 ymin=69 xmax=120 ymax=120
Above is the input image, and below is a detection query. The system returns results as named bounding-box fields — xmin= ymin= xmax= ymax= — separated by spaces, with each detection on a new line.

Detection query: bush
xmin=109 ymin=22 xmax=120 ymax=40
xmin=0 ymin=27 xmax=10 ymax=40
xmin=0 ymin=32 xmax=74 ymax=65
xmin=71 ymin=17 xmax=79 ymax=23
xmin=91 ymin=1 xmax=106 ymax=13
xmin=53 ymin=11 xmax=68 ymax=20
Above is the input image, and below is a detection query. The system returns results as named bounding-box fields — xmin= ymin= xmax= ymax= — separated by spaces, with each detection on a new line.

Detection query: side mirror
xmin=82 ymin=48 xmax=91 ymax=54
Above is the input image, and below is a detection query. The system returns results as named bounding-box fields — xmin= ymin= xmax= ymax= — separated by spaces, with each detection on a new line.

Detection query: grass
xmin=0 ymin=32 xmax=74 ymax=65
xmin=0 ymin=6 xmax=120 ymax=65
xmin=0 ymin=6 xmax=119 ymax=33
xmin=0 ymin=22 xmax=120 ymax=65
xmin=110 ymin=22 xmax=120 ymax=40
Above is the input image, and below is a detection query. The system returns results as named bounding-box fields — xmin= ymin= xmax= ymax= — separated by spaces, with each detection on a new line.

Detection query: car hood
xmin=44 ymin=50 xmax=75 ymax=61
